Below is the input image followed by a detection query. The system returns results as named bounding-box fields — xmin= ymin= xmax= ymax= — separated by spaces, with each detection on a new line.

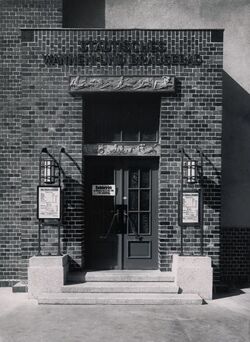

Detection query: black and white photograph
xmin=0 ymin=1 xmax=249 ymax=341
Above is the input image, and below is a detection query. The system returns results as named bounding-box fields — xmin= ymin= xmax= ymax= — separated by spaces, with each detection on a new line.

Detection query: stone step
xmin=37 ymin=293 xmax=202 ymax=305
xmin=62 ymin=282 xmax=179 ymax=293
xmin=68 ymin=270 xmax=175 ymax=283
xmin=12 ymin=281 xmax=28 ymax=293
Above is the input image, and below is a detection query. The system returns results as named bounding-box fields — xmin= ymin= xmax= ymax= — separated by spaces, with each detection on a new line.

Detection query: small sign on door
xmin=92 ymin=184 xmax=116 ymax=196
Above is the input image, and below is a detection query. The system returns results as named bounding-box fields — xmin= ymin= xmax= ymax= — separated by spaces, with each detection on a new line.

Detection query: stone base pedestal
xmin=28 ymin=255 xmax=69 ymax=299
xmin=172 ymin=254 xmax=213 ymax=300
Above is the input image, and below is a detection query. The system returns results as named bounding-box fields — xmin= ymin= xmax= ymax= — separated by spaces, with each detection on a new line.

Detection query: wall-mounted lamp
xmin=187 ymin=160 xmax=197 ymax=184
xmin=39 ymin=148 xmax=59 ymax=185
xmin=179 ymin=147 xmax=204 ymax=256
xmin=42 ymin=159 xmax=55 ymax=184
xmin=38 ymin=147 xmax=63 ymax=256
xmin=179 ymin=148 xmax=200 ymax=185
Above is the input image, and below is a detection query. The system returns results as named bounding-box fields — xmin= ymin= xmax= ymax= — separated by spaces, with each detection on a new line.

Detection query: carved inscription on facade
xmin=70 ymin=76 xmax=175 ymax=93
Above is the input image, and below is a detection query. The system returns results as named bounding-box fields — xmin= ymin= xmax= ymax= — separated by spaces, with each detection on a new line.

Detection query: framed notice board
xmin=37 ymin=186 xmax=61 ymax=219
xmin=179 ymin=190 xmax=202 ymax=226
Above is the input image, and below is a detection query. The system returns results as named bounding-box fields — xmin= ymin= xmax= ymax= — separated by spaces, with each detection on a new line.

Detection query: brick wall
xmin=1 ymin=2 xmax=249 ymax=288
xmin=158 ymin=31 xmax=222 ymax=283
xmin=0 ymin=0 xmax=62 ymax=284
xmin=17 ymin=29 xmax=223 ymax=281
xmin=221 ymin=227 xmax=250 ymax=285
xmin=1 ymin=1 xmax=225 ymax=284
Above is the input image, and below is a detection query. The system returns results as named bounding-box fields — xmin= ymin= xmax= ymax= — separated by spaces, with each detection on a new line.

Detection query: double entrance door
xmin=86 ymin=157 xmax=158 ymax=270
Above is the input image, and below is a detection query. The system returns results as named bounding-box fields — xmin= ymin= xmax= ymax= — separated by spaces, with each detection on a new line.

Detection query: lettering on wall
xmin=43 ymin=39 xmax=203 ymax=67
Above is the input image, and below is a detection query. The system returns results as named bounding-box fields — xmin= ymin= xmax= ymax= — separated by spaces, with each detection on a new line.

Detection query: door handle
xmin=99 ymin=211 xmax=119 ymax=239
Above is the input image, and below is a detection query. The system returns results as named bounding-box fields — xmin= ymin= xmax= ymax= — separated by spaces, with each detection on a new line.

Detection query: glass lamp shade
xmin=187 ymin=160 xmax=197 ymax=183
xmin=42 ymin=159 xmax=55 ymax=184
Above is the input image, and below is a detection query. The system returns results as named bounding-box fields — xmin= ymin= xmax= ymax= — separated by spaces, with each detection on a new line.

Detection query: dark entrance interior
xmin=84 ymin=93 xmax=160 ymax=144
xmin=84 ymin=93 xmax=160 ymax=270
xmin=85 ymin=157 xmax=158 ymax=270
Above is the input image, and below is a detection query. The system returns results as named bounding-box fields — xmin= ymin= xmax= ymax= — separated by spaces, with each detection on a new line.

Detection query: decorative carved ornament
xmin=83 ymin=144 xmax=160 ymax=157
xmin=69 ymin=76 xmax=175 ymax=94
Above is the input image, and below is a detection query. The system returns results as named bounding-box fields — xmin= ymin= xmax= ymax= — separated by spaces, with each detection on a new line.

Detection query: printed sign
xmin=92 ymin=184 xmax=116 ymax=196
xmin=38 ymin=186 xmax=61 ymax=219
xmin=181 ymin=191 xmax=200 ymax=224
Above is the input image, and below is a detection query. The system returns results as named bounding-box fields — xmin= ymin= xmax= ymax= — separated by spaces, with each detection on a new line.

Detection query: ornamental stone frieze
xmin=83 ymin=143 xmax=160 ymax=156
xmin=69 ymin=75 xmax=175 ymax=94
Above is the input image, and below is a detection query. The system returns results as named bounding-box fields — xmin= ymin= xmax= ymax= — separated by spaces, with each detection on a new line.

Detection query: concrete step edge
xmin=62 ymin=287 xmax=179 ymax=293
xmin=84 ymin=275 xmax=175 ymax=282
xmin=37 ymin=293 xmax=202 ymax=305
xmin=67 ymin=271 xmax=175 ymax=283
xmin=62 ymin=282 xmax=179 ymax=293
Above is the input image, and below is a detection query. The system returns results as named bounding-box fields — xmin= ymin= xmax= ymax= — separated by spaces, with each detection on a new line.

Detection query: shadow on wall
xmin=221 ymin=71 xmax=250 ymax=285
xmin=198 ymin=154 xmax=221 ymax=213
xmin=197 ymin=155 xmax=221 ymax=283
xmin=61 ymin=153 xmax=84 ymax=270
xmin=221 ymin=71 xmax=250 ymax=227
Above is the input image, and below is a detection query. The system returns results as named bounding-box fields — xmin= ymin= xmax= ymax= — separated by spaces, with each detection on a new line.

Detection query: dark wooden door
xmin=86 ymin=158 xmax=158 ymax=270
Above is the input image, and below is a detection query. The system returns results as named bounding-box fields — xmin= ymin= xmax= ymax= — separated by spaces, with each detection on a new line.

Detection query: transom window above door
xmin=84 ymin=94 xmax=160 ymax=143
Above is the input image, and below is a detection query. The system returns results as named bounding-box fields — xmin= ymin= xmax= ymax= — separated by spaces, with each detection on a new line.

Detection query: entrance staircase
xmin=37 ymin=270 xmax=202 ymax=305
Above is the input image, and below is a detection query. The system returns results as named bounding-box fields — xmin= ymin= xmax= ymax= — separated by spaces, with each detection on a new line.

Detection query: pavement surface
xmin=0 ymin=287 xmax=249 ymax=342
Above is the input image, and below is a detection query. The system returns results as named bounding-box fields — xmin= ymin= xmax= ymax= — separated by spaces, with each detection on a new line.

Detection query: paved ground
xmin=0 ymin=288 xmax=249 ymax=342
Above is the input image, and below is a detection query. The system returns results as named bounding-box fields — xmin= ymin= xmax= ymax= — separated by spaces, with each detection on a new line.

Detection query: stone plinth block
xmin=28 ymin=255 xmax=69 ymax=299
xmin=172 ymin=254 xmax=213 ymax=300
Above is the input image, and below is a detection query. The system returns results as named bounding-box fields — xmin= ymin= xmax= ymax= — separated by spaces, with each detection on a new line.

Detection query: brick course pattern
xmin=0 ymin=1 xmax=225 ymax=284
xmin=0 ymin=0 xmax=62 ymax=284
xmin=221 ymin=227 xmax=250 ymax=285
xmin=5 ymin=28 xmax=223 ymax=282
